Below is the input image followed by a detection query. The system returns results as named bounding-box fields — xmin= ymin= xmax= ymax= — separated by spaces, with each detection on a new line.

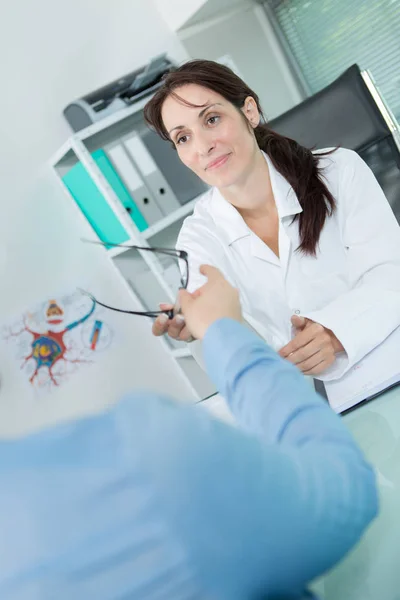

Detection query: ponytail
xmin=255 ymin=125 xmax=336 ymax=255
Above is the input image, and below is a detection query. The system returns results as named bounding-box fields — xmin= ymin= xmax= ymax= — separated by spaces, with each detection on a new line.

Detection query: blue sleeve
xmin=149 ymin=318 xmax=378 ymax=598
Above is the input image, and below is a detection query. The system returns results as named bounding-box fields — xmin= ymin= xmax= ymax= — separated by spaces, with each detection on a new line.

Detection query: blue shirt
xmin=0 ymin=319 xmax=378 ymax=599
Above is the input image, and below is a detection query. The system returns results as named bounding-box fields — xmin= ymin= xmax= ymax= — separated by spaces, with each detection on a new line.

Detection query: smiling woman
xmin=144 ymin=60 xmax=400 ymax=400
xmin=163 ymin=89 xmax=262 ymax=194
xmin=144 ymin=62 xmax=336 ymax=256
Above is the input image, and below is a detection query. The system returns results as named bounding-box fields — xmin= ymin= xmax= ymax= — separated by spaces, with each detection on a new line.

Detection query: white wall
xmin=180 ymin=0 xmax=254 ymax=28
xmin=0 ymin=0 xmax=188 ymax=215
xmin=179 ymin=4 xmax=303 ymax=119
xmin=0 ymin=0 xmax=197 ymax=436
xmin=154 ymin=0 xmax=207 ymax=32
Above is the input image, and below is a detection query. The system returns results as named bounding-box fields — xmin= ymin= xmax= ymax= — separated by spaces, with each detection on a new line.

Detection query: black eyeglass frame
xmin=80 ymin=240 xmax=189 ymax=319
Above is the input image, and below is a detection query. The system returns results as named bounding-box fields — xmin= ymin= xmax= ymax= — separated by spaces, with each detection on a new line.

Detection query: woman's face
xmin=161 ymin=84 xmax=260 ymax=189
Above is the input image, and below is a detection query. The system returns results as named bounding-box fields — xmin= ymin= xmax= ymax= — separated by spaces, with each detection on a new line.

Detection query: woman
xmin=145 ymin=60 xmax=400 ymax=393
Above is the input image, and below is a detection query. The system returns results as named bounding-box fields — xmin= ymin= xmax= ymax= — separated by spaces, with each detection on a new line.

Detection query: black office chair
xmin=268 ymin=64 xmax=400 ymax=223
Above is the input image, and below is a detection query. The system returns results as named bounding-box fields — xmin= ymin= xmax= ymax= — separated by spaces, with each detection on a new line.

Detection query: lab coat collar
xmin=208 ymin=151 xmax=302 ymax=246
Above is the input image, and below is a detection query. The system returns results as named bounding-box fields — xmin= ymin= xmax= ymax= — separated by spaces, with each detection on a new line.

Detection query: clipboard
xmin=325 ymin=326 xmax=400 ymax=414
xmin=341 ymin=376 xmax=400 ymax=415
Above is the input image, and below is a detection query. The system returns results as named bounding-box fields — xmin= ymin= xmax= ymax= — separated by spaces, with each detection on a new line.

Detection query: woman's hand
xmin=152 ymin=266 xmax=242 ymax=342
xmin=279 ymin=315 xmax=344 ymax=376
xmin=152 ymin=303 xmax=194 ymax=342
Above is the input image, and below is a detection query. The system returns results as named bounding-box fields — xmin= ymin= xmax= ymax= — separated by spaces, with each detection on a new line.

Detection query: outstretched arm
xmin=144 ymin=319 xmax=377 ymax=598
xmin=157 ymin=267 xmax=378 ymax=597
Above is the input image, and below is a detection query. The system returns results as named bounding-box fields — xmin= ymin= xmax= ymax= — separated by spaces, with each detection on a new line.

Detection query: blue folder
xmin=62 ymin=149 xmax=148 ymax=246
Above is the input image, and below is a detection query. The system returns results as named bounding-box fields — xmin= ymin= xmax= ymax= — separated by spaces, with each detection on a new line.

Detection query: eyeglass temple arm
xmin=78 ymin=289 xmax=174 ymax=319
xmin=81 ymin=238 xmax=187 ymax=260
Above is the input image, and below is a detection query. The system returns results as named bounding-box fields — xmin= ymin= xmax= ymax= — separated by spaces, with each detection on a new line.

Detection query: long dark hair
xmin=144 ymin=59 xmax=336 ymax=255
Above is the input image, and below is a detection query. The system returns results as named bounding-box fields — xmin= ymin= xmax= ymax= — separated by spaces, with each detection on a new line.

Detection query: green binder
xmin=62 ymin=149 xmax=148 ymax=247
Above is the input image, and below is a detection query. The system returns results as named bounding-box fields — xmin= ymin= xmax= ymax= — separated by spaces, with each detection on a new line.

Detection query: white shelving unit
xmin=143 ymin=197 xmax=199 ymax=239
xmin=105 ymin=196 xmax=199 ymax=258
xmin=50 ymin=97 xmax=216 ymax=401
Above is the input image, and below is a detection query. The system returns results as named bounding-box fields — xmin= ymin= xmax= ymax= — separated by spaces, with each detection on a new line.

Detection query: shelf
xmin=49 ymin=97 xmax=212 ymax=405
xmin=106 ymin=196 xmax=201 ymax=259
xmin=107 ymin=243 xmax=138 ymax=258
xmin=143 ymin=196 xmax=200 ymax=239
xmin=49 ymin=140 xmax=77 ymax=170
xmin=76 ymin=95 xmax=153 ymax=142
xmin=49 ymin=95 xmax=155 ymax=169
xmin=172 ymin=346 xmax=192 ymax=358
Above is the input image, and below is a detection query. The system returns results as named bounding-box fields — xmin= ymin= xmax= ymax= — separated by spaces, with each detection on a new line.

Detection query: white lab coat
xmin=177 ymin=148 xmax=400 ymax=382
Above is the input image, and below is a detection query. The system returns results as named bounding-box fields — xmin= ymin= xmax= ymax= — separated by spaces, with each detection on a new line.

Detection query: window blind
xmin=265 ymin=0 xmax=400 ymax=119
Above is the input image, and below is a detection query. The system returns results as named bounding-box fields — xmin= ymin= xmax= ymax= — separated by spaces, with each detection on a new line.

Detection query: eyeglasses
xmin=79 ymin=240 xmax=189 ymax=319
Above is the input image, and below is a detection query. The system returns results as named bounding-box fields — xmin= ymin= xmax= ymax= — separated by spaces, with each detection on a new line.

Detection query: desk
xmin=202 ymin=387 xmax=400 ymax=600
xmin=319 ymin=386 xmax=400 ymax=600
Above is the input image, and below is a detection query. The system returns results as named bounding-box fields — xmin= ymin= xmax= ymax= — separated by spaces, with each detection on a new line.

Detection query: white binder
xmin=123 ymin=133 xmax=182 ymax=215
xmin=106 ymin=143 xmax=164 ymax=225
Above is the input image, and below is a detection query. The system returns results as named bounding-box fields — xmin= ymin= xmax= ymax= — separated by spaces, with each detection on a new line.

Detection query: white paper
xmin=325 ymin=326 xmax=400 ymax=413
xmin=0 ymin=290 xmax=114 ymax=396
